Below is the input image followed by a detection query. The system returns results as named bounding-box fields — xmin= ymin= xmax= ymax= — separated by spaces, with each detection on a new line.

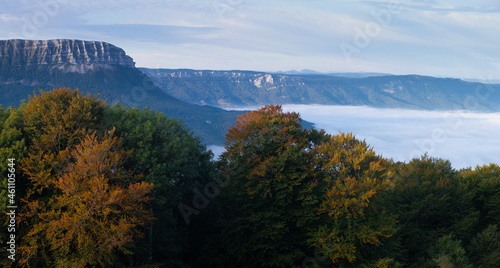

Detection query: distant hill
xmin=140 ymin=68 xmax=500 ymax=111
xmin=0 ymin=39 xmax=242 ymax=145
xmin=277 ymin=70 xmax=391 ymax=78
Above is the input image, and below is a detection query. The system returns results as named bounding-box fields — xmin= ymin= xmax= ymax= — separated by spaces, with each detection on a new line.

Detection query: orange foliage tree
xmin=17 ymin=89 xmax=153 ymax=267
xmin=20 ymin=130 xmax=153 ymax=267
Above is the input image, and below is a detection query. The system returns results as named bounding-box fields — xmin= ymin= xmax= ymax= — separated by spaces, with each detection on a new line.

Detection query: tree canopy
xmin=1 ymin=91 xmax=499 ymax=268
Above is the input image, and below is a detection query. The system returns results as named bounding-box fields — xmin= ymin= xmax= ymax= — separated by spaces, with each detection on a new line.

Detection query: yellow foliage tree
xmin=310 ymin=133 xmax=396 ymax=265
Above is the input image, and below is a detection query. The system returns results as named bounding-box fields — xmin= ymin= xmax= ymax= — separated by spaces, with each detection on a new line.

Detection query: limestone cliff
xmin=0 ymin=39 xmax=135 ymax=71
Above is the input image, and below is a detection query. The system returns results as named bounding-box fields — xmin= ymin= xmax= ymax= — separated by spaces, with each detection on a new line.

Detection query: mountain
xmin=141 ymin=68 xmax=500 ymax=111
xmin=277 ymin=70 xmax=391 ymax=78
xmin=0 ymin=39 xmax=241 ymax=145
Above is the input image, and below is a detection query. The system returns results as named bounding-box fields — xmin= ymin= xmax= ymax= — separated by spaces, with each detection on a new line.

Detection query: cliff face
xmin=0 ymin=39 xmax=135 ymax=69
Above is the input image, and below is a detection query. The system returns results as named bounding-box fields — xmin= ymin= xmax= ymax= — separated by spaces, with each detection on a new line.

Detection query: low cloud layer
xmin=214 ymin=105 xmax=500 ymax=169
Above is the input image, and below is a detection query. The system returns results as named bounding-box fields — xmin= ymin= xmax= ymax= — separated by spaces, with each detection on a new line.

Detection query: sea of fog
xmin=208 ymin=105 xmax=500 ymax=169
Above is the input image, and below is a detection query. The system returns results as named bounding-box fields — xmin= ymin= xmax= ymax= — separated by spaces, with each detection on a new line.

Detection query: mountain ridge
xmin=140 ymin=68 xmax=500 ymax=112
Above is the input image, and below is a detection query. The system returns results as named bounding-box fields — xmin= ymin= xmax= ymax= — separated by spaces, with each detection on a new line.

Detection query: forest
xmin=0 ymin=88 xmax=499 ymax=267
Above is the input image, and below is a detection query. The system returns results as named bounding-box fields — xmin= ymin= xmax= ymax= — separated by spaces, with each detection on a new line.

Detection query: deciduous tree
xmin=388 ymin=156 xmax=478 ymax=267
xmin=310 ymin=132 xmax=396 ymax=266
xmin=215 ymin=105 xmax=329 ymax=267
xmin=20 ymin=130 xmax=153 ymax=267
xmin=106 ymin=104 xmax=215 ymax=266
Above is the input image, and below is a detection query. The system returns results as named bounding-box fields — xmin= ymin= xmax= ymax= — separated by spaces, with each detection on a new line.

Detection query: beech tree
xmin=17 ymin=89 xmax=153 ymax=267
xmin=20 ymin=130 xmax=153 ymax=267
xmin=106 ymin=104 xmax=215 ymax=266
xmin=22 ymin=88 xmax=106 ymax=154
xmin=310 ymin=133 xmax=397 ymax=267
xmin=459 ymin=164 xmax=500 ymax=266
xmin=19 ymin=88 xmax=107 ymax=205
xmin=387 ymin=156 xmax=478 ymax=267
xmin=459 ymin=164 xmax=500 ymax=232
xmin=214 ymin=105 xmax=330 ymax=267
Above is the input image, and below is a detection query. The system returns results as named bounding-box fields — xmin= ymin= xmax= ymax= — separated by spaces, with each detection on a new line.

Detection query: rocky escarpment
xmin=0 ymin=39 xmax=135 ymax=71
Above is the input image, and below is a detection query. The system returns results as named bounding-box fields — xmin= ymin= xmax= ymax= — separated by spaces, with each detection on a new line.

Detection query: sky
xmin=210 ymin=104 xmax=500 ymax=169
xmin=1 ymin=0 xmax=500 ymax=80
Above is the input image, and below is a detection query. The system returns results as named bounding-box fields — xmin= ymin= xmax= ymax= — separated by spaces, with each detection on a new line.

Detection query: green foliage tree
xmin=468 ymin=224 xmax=500 ymax=267
xmin=388 ymin=156 xmax=478 ymax=267
xmin=459 ymin=164 xmax=500 ymax=231
xmin=459 ymin=164 xmax=500 ymax=266
xmin=214 ymin=105 xmax=330 ymax=267
xmin=106 ymin=104 xmax=215 ymax=267
xmin=0 ymin=104 xmax=27 ymax=261
xmin=427 ymin=234 xmax=472 ymax=268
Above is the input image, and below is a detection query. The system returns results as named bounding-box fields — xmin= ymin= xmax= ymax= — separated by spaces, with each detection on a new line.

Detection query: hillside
xmin=141 ymin=68 xmax=500 ymax=111
xmin=0 ymin=39 xmax=241 ymax=145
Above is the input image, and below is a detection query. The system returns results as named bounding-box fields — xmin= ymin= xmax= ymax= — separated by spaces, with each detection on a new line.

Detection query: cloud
xmin=73 ymin=24 xmax=221 ymax=45
xmin=0 ymin=14 xmax=22 ymax=23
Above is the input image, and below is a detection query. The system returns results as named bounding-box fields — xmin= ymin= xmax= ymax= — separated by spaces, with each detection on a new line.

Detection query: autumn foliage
xmin=20 ymin=130 xmax=153 ymax=267
xmin=1 ymin=92 xmax=499 ymax=267
xmin=213 ymin=105 xmax=396 ymax=267
xmin=0 ymin=88 xmax=216 ymax=267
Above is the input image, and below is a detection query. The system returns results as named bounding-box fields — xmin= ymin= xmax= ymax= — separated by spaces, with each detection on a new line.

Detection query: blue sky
xmin=1 ymin=0 xmax=500 ymax=79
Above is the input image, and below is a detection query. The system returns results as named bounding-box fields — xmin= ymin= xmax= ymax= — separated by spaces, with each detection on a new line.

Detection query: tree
xmin=19 ymin=88 xmax=107 ymax=208
xmin=387 ymin=156 xmax=478 ymax=267
xmin=459 ymin=164 xmax=500 ymax=267
xmin=22 ymin=88 xmax=106 ymax=154
xmin=427 ymin=234 xmax=472 ymax=268
xmin=0 ymin=104 xmax=27 ymax=262
xmin=468 ymin=224 xmax=500 ymax=267
xmin=459 ymin=164 xmax=500 ymax=231
xmin=16 ymin=89 xmax=154 ymax=267
xmin=19 ymin=130 xmax=153 ymax=267
xmin=214 ymin=105 xmax=330 ymax=267
xmin=106 ymin=104 xmax=215 ymax=267
xmin=310 ymin=132 xmax=397 ymax=266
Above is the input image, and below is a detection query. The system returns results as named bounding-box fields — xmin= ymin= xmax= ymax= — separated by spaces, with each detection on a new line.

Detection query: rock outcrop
xmin=0 ymin=39 xmax=135 ymax=69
